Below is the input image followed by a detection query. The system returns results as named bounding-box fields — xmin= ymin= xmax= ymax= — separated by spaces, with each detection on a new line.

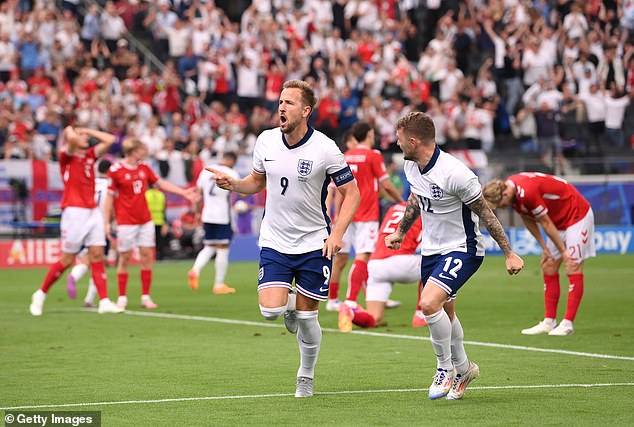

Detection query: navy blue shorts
xmin=203 ymin=223 xmax=233 ymax=245
xmin=421 ymin=251 xmax=484 ymax=300
xmin=258 ymin=247 xmax=332 ymax=301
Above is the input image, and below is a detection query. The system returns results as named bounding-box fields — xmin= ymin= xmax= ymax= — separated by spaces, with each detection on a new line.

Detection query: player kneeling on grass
xmin=104 ymin=138 xmax=199 ymax=310
xmin=338 ymin=202 xmax=427 ymax=330
xmin=30 ymin=127 xmax=121 ymax=316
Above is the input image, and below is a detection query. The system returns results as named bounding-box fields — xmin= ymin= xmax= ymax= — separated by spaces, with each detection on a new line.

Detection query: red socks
xmin=351 ymin=308 xmax=376 ymax=328
xmin=40 ymin=261 xmax=68 ymax=293
xmin=118 ymin=272 xmax=128 ymax=297
xmin=565 ymin=274 xmax=584 ymax=322
xmin=91 ymin=262 xmax=108 ymax=299
xmin=141 ymin=269 xmax=152 ymax=296
xmin=346 ymin=260 xmax=368 ymax=303
xmin=543 ymin=274 xmax=560 ymax=319
xmin=329 ymin=281 xmax=339 ymax=300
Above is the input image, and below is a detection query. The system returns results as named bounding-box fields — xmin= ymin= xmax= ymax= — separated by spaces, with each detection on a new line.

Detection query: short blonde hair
xmin=396 ymin=111 xmax=435 ymax=143
xmin=122 ymin=138 xmax=146 ymax=156
xmin=282 ymin=79 xmax=317 ymax=111
xmin=483 ymin=179 xmax=507 ymax=209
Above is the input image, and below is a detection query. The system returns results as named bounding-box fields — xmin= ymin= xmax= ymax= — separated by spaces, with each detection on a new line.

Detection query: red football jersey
xmin=371 ymin=202 xmax=422 ymax=260
xmin=108 ymin=161 xmax=159 ymax=225
xmin=60 ymin=146 xmax=98 ymax=209
xmin=344 ymin=145 xmax=388 ymax=222
xmin=507 ymin=172 xmax=590 ymax=230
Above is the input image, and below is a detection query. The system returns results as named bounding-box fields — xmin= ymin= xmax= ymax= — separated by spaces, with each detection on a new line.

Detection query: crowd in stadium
xmin=0 ymin=0 xmax=633 ymax=173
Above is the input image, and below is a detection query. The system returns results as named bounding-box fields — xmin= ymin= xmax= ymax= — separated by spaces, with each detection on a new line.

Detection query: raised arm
xmin=207 ymin=167 xmax=267 ymax=194
xmin=75 ymin=127 xmax=116 ymax=157
xmin=467 ymin=194 xmax=524 ymax=275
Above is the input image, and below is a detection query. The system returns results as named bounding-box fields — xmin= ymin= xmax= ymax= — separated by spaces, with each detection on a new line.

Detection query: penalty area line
xmin=3 ymin=383 xmax=634 ymax=410
xmin=116 ymin=310 xmax=634 ymax=362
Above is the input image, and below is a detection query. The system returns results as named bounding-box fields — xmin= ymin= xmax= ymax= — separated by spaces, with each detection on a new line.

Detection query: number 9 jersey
xmin=403 ymin=146 xmax=485 ymax=257
xmin=252 ymin=127 xmax=354 ymax=254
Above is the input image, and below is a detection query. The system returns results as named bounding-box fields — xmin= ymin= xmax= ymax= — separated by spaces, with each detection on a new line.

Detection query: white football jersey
xmin=197 ymin=164 xmax=239 ymax=224
xmin=403 ymin=146 xmax=485 ymax=256
xmin=94 ymin=176 xmax=109 ymax=212
xmin=253 ymin=127 xmax=353 ymax=254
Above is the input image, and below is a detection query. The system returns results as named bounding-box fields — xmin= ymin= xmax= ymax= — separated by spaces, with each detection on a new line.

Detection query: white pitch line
xmin=2 ymin=383 xmax=634 ymax=411
xmin=118 ymin=310 xmax=634 ymax=362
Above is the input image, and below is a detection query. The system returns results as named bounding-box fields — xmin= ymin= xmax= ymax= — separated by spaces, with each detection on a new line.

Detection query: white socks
xmin=84 ymin=279 xmax=97 ymax=304
xmin=192 ymin=246 xmax=216 ymax=274
xmin=296 ymin=310 xmax=321 ymax=379
xmin=214 ymin=248 xmax=229 ymax=285
xmin=450 ymin=315 xmax=470 ymax=375
xmin=70 ymin=263 xmax=88 ymax=282
xmin=425 ymin=309 xmax=453 ymax=370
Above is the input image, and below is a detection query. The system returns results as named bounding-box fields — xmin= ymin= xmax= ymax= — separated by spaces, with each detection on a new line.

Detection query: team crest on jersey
xmin=297 ymin=159 xmax=313 ymax=176
xmin=430 ymin=184 xmax=443 ymax=200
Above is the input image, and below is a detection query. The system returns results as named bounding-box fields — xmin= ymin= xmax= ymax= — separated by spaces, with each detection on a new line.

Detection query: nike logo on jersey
xmin=438 ymin=273 xmax=454 ymax=281
xmin=319 ymin=286 xmax=329 ymax=292
xmin=264 ymin=158 xmax=275 ymax=162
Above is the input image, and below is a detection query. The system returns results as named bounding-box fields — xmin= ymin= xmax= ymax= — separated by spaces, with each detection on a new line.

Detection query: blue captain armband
xmin=331 ymin=166 xmax=354 ymax=186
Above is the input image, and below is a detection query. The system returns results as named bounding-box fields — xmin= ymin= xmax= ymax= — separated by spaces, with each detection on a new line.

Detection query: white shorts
xmin=365 ymin=255 xmax=421 ymax=302
xmin=340 ymin=221 xmax=379 ymax=254
xmin=547 ymin=208 xmax=596 ymax=263
xmin=117 ymin=221 xmax=155 ymax=252
xmin=60 ymin=207 xmax=106 ymax=254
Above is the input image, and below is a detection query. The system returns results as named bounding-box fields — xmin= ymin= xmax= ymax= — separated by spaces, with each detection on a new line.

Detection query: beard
xmin=281 ymin=116 xmax=300 ymax=135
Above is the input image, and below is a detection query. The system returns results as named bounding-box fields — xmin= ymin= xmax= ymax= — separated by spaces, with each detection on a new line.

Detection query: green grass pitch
xmin=1 ymin=254 xmax=633 ymax=426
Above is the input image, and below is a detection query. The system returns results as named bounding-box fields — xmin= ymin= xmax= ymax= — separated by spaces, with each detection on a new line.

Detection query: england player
xmin=328 ymin=121 xmax=403 ymax=320
xmin=29 ymin=127 xmax=122 ymax=316
xmin=105 ymin=138 xmax=198 ymax=310
xmin=188 ymin=151 xmax=240 ymax=295
xmin=387 ymin=112 xmax=524 ymax=400
xmin=339 ymin=201 xmax=425 ymax=330
xmin=66 ymin=158 xmax=113 ymax=307
xmin=483 ymin=173 xmax=595 ymax=336
xmin=208 ymin=80 xmax=360 ymax=398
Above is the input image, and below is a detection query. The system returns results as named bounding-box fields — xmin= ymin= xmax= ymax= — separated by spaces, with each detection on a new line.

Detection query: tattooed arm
xmin=385 ymin=193 xmax=421 ymax=250
xmin=468 ymin=194 xmax=525 ymax=275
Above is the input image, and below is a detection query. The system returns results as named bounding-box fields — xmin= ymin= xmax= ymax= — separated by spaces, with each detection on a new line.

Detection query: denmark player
xmin=208 ymin=80 xmax=360 ymax=398
xmin=105 ymin=139 xmax=198 ymax=309
xmin=329 ymin=121 xmax=403 ymax=322
xmin=338 ymin=201 xmax=425 ymax=330
xmin=484 ymin=173 xmax=595 ymax=336
xmin=29 ymin=127 xmax=122 ymax=315
xmin=389 ymin=112 xmax=524 ymax=400
xmin=187 ymin=151 xmax=240 ymax=294
xmin=66 ymin=158 xmax=113 ymax=307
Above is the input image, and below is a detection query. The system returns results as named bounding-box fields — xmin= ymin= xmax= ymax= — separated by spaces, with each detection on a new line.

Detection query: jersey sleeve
xmin=519 ymin=186 xmax=548 ymax=218
xmin=144 ymin=163 xmax=159 ymax=186
xmin=325 ymin=141 xmax=354 ymax=187
xmin=451 ymin=163 xmax=482 ymax=204
xmin=252 ymin=133 xmax=266 ymax=175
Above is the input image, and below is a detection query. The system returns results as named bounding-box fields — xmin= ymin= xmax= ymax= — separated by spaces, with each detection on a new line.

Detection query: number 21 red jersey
xmin=108 ymin=161 xmax=159 ymax=225
xmin=371 ymin=202 xmax=423 ymax=260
